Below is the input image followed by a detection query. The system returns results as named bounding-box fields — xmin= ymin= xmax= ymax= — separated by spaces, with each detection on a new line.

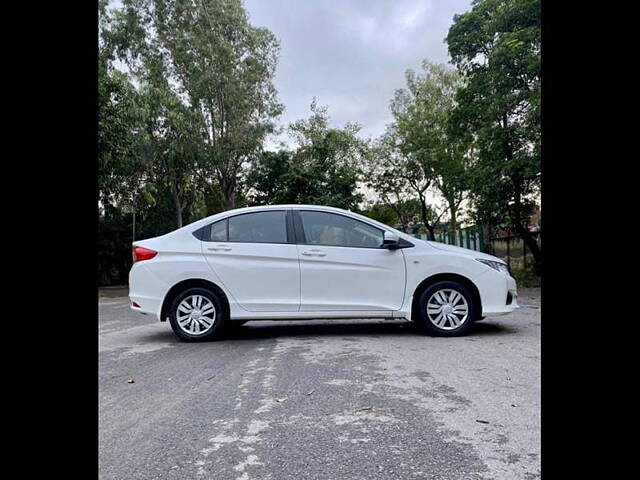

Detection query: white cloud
xmin=244 ymin=0 xmax=473 ymax=147
xmin=399 ymin=1 xmax=431 ymax=28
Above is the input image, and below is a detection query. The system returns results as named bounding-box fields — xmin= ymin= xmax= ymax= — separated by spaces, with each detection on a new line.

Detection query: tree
xmin=356 ymin=202 xmax=398 ymax=228
xmin=246 ymin=150 xmax=294 ymax=205
xmin=436 ymin=153 xmax=467 ymax=231
xmin=107 ymin=0 xmax=282 ymax=211
xmin=98 ymin=11 xmax=147 ymax=215
xmin=133 ymin=77 xmax=204 ymax=228
xmin=99 ymin=6 xmax=155 ymax=284
xmin=357 ymin=199 xmax=423 ymax=231
xmin=389 ymin=61 xmax=471 ymax=234
xmin=446 ymin=0 xmax=541 ymax=267
xmin=247 ymin=101 xmax=365 ymax=210
xmin=365 ymin=132 xmax=446 ymax=240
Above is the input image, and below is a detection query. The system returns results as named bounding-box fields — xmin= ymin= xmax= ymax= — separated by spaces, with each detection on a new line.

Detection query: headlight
xmin=476 ymin=258 xmax=509 ymax=274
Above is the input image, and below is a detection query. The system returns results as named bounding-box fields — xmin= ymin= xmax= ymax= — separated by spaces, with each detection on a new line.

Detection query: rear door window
xmin=228 ymin=211 xmax=287 ymax=244
xmin=209 ymin=219 xmax=227 ymax=241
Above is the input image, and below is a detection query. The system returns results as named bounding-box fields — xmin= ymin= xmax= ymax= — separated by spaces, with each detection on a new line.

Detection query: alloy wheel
xmin=176 ymin=295 xmax=216 ymax=335
xmin=426 ymin=289 xmax=469 ymax=330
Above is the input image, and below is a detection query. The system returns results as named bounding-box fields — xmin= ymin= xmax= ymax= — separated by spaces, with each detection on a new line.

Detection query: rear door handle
xmin=207 ymin=245 xmax=232 ymax=252
xmin=301 ymin=250 xmax=326 ymax=257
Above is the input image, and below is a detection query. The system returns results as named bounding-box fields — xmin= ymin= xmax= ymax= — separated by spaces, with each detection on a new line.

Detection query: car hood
xmin=426 ymin=241 xmax=504 ymax=263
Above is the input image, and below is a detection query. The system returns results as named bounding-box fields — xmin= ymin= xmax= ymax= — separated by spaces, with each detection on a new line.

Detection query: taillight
xmin=132 ymin=246 xmax=157 ymax=263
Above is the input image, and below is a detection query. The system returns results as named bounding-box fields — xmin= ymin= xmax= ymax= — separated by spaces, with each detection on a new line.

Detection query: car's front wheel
xmin=168 ymin=287 xmax=226 ymax=342
xmin=415 ymin=281 xmax=479 ymax=336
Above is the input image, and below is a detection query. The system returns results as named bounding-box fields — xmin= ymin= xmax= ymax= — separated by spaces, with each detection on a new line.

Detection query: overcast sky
xmin=243 ymin=0 xmax=472 ymax=148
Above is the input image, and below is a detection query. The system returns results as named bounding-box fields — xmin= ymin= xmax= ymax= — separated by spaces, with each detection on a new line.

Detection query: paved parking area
xmin=99 ymin=288 xmax=540 ymax=479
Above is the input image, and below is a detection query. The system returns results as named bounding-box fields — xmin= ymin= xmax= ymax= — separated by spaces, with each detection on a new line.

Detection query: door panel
xmin=294 ymin=210 xmax=406 ymax=311
xmin=297 ymin=245 xmax=406 ymax=311
xmin=199 ymin=210 xmax=300 ymax=312
xmin=203 ymin=243 xmax=300 ymax=312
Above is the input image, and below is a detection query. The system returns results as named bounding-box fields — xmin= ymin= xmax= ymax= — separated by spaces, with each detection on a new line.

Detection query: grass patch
xmin=511 ymin=264 xmax=540 ymax=288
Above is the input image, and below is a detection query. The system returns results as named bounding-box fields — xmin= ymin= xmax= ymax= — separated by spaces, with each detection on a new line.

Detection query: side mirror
xmin=382 ymin=231 xmax=400 ymax=249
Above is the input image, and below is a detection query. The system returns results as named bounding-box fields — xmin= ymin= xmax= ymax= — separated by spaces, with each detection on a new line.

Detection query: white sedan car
xmin=129 ymin=205 xmax=518 ymax=341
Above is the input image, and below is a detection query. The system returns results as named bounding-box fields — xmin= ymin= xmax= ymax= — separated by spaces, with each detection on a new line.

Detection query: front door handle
xmin=301 ymin=250 xmax=326 ymax=257
xmin=207 ymin=245 xmax=232 ymax=252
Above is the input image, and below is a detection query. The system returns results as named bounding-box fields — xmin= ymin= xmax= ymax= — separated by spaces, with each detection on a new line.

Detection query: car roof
xmin=226 ymin=204 xmax=351 ymax=212
xmin=203 ymin=204 xmax=355 ymax=218
xmin=182 ymin=204 xmax=377 ymax=233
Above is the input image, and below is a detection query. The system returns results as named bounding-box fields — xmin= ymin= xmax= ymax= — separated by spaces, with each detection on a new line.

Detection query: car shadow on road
xmin=135 ymin=320 xmax=516 ymax=345
xmin=224 ymin=321 xmax=415 ymax=341
xmin=218 ymin=319 xmax=516 ymax=341
xmin=469 ymin=321 xmax=517 ymax=336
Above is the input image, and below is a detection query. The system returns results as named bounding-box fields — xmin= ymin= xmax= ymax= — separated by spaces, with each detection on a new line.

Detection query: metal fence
xmin=411 ymin=227 xmax=485 ymax=252
xmin=488 ymin=232 xmax=540 ymax=271
xmin=412 ymin=227 xmax=539 ymax=272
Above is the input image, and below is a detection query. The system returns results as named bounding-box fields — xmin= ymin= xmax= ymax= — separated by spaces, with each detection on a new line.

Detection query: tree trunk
xmin=449 ymin=204 xmax=457 ymax=231
xmin=225 ymin=193 xmax=235 ymax=210
xmin=174 ymin=203 xmax=183 ymax=228
xmin=220 ymin=176 xmax=236 ymax=211
xmin=511 ymin=186 xmax=541 ymax=272
xmin=426 ymin=223 xmax=435 ymax=240
xmin=514 ymin=222 xmax=541 ymax=271
xmin=170 ymin=186 xmax=183 ymax=228
xmin=386 ymin=199 xmax=404 ymax=227
xmin=418 ymin=195 xmax=435 ymax=240
xmin=482 ymin=225 xmax=492 ymax=254
xmin=503 ymin=120 xmax=541 ymax=272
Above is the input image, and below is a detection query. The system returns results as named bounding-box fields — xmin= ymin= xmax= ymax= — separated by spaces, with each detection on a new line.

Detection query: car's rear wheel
xmin=415 ymin=281 xmax=479 ymax=336
xmin=168 ymin=287 xmax=226 ymax=342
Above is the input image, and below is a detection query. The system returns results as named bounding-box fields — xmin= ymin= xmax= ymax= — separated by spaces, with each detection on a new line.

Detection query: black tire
xmin=414 ymin=281 xmax=479 ymax=337
xmin=168 ymin=287 xmax=226 ymax=342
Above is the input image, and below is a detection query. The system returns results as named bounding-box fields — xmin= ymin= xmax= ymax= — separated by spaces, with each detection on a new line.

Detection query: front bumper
xmin=478 ymin=269 xmax=519 ymax=316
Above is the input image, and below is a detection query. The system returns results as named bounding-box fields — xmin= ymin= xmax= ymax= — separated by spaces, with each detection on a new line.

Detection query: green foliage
xmin=98 ymin=0 xmax=282 ymax=284
xmin=356 ymin=199 xmax=422 ymax=229
xmin=365 ymin=62 xmax=471 ymax=239
xmin=107 ymin=0 xmax=282 ymax=210
xmin=356 ymin=203 xmax=398 ymax=227
xmin=136 ymin=81 xmax=203 ymax=227
xmin=446 ymin=0 xmax=541 ymax=263
xmin=98 ymin=54 xmax=146 ymax=211
xmin=98 ymin=43 xmax=153 ymax=285
xmin=511 ymin=263 xmax=540 ymax=288
xmin=391 ymin=61 xmax=471 ymax=230
xmin=246 ymin=150 xmax=294 ymax=205
xmin=247 ymin=101 xmax=364 ymax=210
xmin=134 ymin=185 xmax=189 ymax=238
xmin=98 ymin=207 xmax=135 ymax=285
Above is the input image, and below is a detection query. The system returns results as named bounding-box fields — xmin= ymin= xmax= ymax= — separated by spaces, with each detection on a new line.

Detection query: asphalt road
xmin=99 ymin=289 xmax=541 ymax=480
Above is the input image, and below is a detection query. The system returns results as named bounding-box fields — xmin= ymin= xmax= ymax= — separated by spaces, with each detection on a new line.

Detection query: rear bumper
xmin=129 ymin=296 xmax=163 ymax=318
xmin=128 ymin=263 xmax=168 ymax=321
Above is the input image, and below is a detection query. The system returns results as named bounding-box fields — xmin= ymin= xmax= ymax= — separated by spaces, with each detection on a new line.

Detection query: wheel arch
xmin=160 ymin=278 xmax=230 ymax=322
xmin=411 ymin=273 xmax=482 ymax=321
